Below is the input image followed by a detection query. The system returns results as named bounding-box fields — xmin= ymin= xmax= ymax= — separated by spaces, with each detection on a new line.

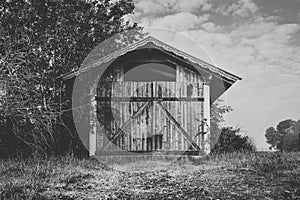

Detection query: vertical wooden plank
xmin=117 ymin=100 xmax=121 ymax=150
xmin=198 ymin=101 xmax=202 ymax=147
xmin=125 ymin=82 xmax=129 ymax=151
xmin=153 ymin=102 xmax=157 ymax=150
xmin=137 ymin=83 xmax=141 ymax=151
xmin=133 ymin=82 xmax=136 ymax=97
xmin=171 ymin=82 xmax=175 ymax=150
xmin=137 ymin=108 xmax=141 ymax=151
xmin=173 ymin=81 xmax=179 ymax=150
xmin=142 ymin=84 xmax=146 ymax=151
xmin=172 ymin=101 xmax=176 ymax=150
xmin=175 ymin=101 xmax=180 ymax=150
xmin=187 ymin=100 xmax=190 ymax=150
xmin=121 ymin=101 xmax=125 ymax=150
xmin=152 ymin=94 xmax=156 ymax=150
xmin=157 ymin=101 xmax=161 ymax=150
xmin=180 ymin=81 xmax=185 ymax=148
xmin=179 ymin=100 xmax=183 ymax=150
xmin=143 ymin=107 xmax=147 ymax=151
xmin=124 ymin=82 xmax=128 ymax=150
xmin=169 ymin=100 xmax=172 ymax=150
xmin=129 ymin=102 xmax=133 ymax=151
xmin=123 ymin=101 xmax=127 ymax=150
xmin=130 ymin=82 xmax=134 ymax=150
xmin=140 ymin=83 xmax=144 ymax=151
xmin=136 ymin=82 xmax=139 ymax=151
xmin=164 ymin=102 xmax=169 ymax=150
xmin=203 ymin=83 xmax=211 ymax=154
xmin=167 ymin=82 xmax=171 ymax=150
xmin=191 ymin=101 xmax=195 ymax=149
xmin=142 ymin=105 xmax=146 ymax=151
xmin=182 ymin=100 xmax=185 ymax=151
xmin=160 ymin=100 xmax=164 ymax=150
xmin=164 ymin=82 xmax=168 ymax=97
xmin=146 ymin=101 xmax=151 ymax=151
xmin=190 ymin=100 xmax=193 ymax=149
xmin=134 ymin=102 xmax=138 ymax=151
xmin=133 ymin=82 xmax=137 ymax=151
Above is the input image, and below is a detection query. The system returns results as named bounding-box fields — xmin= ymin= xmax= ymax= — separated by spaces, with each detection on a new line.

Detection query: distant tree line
xmin=265 ymin=119 xmax=300 ymax=152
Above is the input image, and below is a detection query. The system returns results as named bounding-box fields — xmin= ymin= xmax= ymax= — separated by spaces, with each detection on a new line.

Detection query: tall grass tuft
xmin=0 ymin=155 xmax=107 ymax=200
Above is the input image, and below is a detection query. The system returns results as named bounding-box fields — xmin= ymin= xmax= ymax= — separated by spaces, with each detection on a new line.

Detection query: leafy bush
xmin=211 ymin=127 xmax=256 ymax=154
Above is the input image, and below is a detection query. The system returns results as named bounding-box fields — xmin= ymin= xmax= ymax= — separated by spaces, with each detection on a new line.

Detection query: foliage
xmin=265 ymin=126 xmax=282 ymax=150
xmin=265 ymin=119 xmax=300 ymax=151
xmin=0 ymin=0 xmax=140 ymax=157
xmin=283 ymin=132 xmax=299 ymax=152
xmin=211 ymin=127 xmax=256 ymax=154
xmin=210 ymin=99 xmax=233 ymax=149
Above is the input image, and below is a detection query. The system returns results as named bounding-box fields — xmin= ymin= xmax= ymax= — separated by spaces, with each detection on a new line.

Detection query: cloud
xmin=176 ymin=0 xmax=212 ymax=12
xmin=201 ymin=22 xmax=221 ymax=32
xmin=135 ymin=0 xmax=165 ymax=16
xmin=141 ymin=13 xmax=210 ymax=31
xmin=215 ymin=0 xmax=259 ymax=17
xmin=134 ymin=0 xmax=212 ymax=16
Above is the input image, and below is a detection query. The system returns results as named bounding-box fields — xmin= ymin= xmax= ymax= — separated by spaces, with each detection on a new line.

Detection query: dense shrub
xmin=211 ymin=127 xmax=256 ymax=154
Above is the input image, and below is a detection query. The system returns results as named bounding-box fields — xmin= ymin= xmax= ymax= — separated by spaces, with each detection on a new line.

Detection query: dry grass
xmin=0 ymin=152 xmax=300 ymax=199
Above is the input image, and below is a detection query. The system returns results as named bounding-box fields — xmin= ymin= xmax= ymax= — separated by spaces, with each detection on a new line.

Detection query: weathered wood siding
xmin=95 ymin=65 xmax=205 ymax=152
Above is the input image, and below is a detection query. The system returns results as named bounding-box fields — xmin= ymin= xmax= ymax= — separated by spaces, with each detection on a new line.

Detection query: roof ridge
xmin=61 ymin=35 xmax=241 ymax=81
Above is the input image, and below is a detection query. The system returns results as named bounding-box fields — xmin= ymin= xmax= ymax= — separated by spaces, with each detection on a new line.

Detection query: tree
xmin=210 ymin=99 xmax=233 ymax=149
xmin=0 ymin=0 xmax=140 ymax=157
xmin=265 ymin=126 xmax=282 ymax=150
xmin=211 ymin=127 xmax=256 ymax=154
xmin=276 ymin=119 xmax=295 ymax=136
xmin=293 ymin=120 xmax=300 ymax=151
xmin=265 ymin=119 xmax=299 ymax=151
xmin=283 ymin=132 xmax=299 ymax=152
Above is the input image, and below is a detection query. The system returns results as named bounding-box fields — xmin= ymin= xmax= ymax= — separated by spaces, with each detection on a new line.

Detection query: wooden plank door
xmin=96 ymin=81 xmax=204 ymax=152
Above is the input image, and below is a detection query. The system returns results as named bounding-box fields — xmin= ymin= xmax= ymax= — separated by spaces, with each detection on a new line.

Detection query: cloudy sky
xmin=125 ymin=0 xmax=300 ymax=150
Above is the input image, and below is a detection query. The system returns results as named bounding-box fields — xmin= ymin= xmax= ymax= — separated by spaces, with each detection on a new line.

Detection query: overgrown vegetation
xmin=211 ymin=127 xmax=256 ymax=154
xmin=210 ymin=99 xmax=233 ymax=149
xmin=0 ymin=0 xmax=141 ymax=158
xmin=0 ymin=152 xmax=300 ymax=199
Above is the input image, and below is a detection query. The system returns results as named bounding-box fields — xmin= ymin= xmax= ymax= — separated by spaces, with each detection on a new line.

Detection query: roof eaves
xmin=61 ymin=36 xmax=242 ymax=82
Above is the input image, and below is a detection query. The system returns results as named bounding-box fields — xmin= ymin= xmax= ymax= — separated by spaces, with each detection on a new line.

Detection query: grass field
xmin=0 ymin=152 xmax=300 ymax=200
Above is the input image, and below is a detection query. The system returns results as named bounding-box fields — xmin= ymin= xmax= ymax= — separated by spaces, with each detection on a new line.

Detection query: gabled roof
xmin=62 ymin=36 xmax=242 ymax=82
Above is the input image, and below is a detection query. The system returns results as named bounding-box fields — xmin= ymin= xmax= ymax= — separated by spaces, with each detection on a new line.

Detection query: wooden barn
xmin=61 ymin=36 xmax=241 ymax=157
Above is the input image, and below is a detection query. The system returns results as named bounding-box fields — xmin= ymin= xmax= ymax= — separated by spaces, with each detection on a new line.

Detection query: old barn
xmin=62 ymin=36 xmax=241 ymax=158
